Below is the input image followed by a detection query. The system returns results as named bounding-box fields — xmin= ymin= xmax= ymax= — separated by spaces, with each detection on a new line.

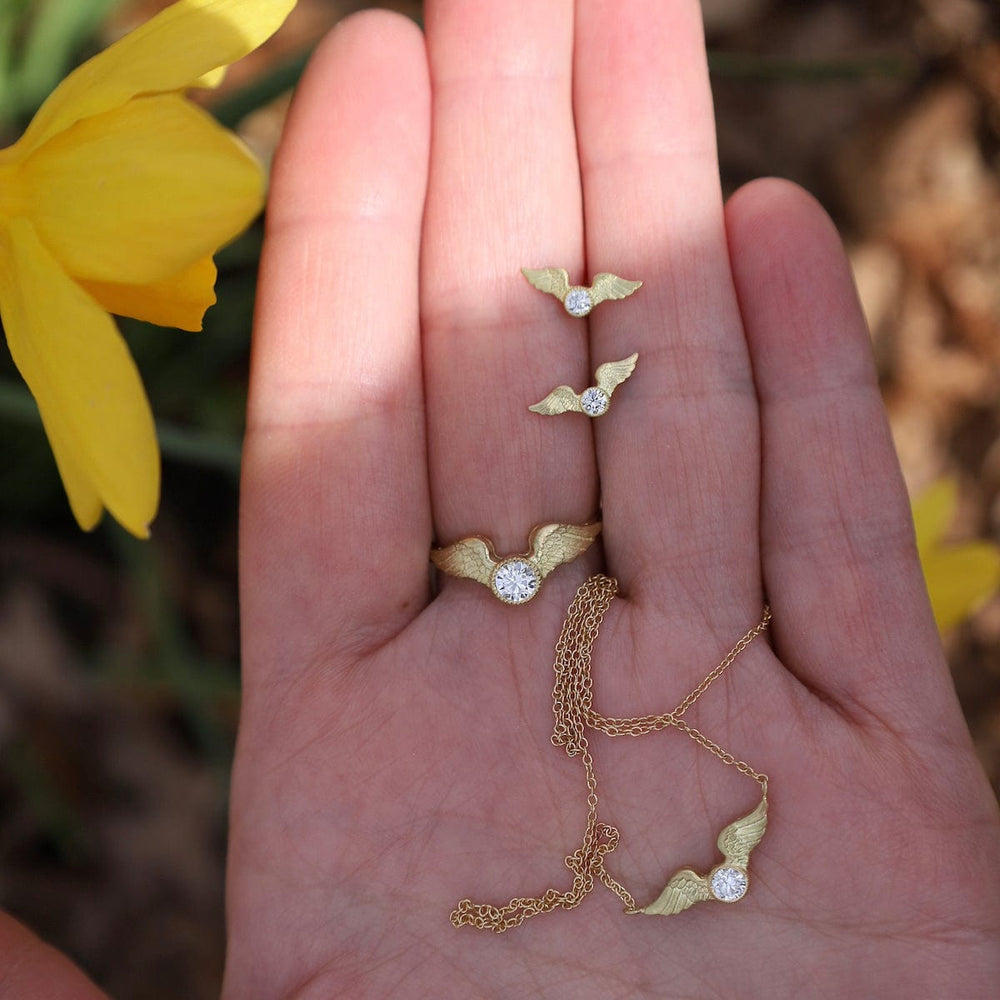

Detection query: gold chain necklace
xmin=451 ymin=574 xmax=771 ymax=932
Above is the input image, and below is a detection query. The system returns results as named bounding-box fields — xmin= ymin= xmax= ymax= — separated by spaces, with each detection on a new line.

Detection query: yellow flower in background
xmin=0 ymin=0 xmax=296 ymax=537
xmin=914 ymin=478 xmax=1000 ymax=632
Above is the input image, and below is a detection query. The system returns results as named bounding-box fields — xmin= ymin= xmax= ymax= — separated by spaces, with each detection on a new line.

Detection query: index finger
xmin=241 ymin=12 xmax=432 ymax=674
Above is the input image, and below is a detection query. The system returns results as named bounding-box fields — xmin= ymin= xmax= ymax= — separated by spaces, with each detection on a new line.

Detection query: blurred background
xmin=0 ymin=0 xmax=997 ymax=996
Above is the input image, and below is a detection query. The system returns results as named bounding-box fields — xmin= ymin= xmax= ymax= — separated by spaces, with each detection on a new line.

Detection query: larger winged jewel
xmin=431 ymin=522 xmax=602 ymax=605
xmin=640 ymin=793 xmax=768 ymax=915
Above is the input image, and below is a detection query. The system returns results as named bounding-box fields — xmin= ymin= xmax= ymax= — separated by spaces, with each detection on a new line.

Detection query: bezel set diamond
xmin=580 ymin=387 xmax=610 ymax=417
xmin=563 ymin=287 xmax=593 ymax=317
xmin=491 ymin=559 xmax=541 ymax=605
xmin=709 ymin=866 xmax=749 ymax=903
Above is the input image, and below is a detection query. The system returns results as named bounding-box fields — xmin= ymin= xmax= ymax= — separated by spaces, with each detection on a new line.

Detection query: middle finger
xmin=422 ymin=0 xmax=596 ymax=565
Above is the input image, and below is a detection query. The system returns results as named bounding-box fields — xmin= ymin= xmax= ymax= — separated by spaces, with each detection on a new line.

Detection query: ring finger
xmin=574 ymin=0 xmax=762 ymax=658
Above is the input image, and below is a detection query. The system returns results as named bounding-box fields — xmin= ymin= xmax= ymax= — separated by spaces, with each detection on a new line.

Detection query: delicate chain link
xmin=671 ymin=606 xmax=771 ymax=717
xmin=586 ymin=603 xmax=772 ymax=788
xmin=450 ymin=575 xmax=770 ymax=932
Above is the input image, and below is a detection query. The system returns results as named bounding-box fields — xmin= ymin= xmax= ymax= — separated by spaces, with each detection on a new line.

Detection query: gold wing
xmin=717 ymin=793 xmax=768 ymax=869
xmin=594 ymin=353 xmax=639 ymax=396
xmin=528 ymin=385 xmax=582 ymax=416
xmin=588 ymin=273 xmax=642 ymax=306
xmin=640 ymin=869 xmax=711 ymax=916
xmin=521 ymin=267 xmax=571 ymax=302
xmin=528 ymin=522 xmax=602 ymax=577
xmin=430 ymin=536 xmax=499 ymax=587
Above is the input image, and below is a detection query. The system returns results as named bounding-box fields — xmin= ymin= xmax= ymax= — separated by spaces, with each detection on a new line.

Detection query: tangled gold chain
xmin=450 ymin=575 xmax=771 ymax=933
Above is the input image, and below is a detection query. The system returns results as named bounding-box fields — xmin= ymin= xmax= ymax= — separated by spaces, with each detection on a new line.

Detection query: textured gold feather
xmin=521 ymin=267 xmax=570 ymax=299
xmin=429 ymin=535 xmax=499 ymax=587
xmin=594 ymin=353 xmax=639 ymax=395
xmin=640 ymin=869 xmax=711 ymax=916
xmin=639 ymin=791 xmax=768 ymax=916
xmin=589 ymin=273 xmax=643 ymax=305
xmin=529 ymin=354 xmax=639 ymax=417
xmin=529 ymin=522 xmax=602 ymax=577
xmin=718 ymin=794 xmax=768 ymax=869
xmin=528 ymin=385 xmax=583 ymax=416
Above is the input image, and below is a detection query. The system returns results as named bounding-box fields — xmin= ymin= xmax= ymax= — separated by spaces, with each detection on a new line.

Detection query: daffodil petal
xmin=912 ymin=478 xmax=959 ymax=558
xmin=0 ymin=219 xmax=159 ymax=537
xmin=194 ymin=66 xmax=229 ymax=90
xmin=922 ymin=543 xmax=1000 ymax=632
xmin=79 ymin=256 xmax=217 ymax=331
xmin=43 ymin=415 xmax=103 ymax=531
xmin=26 ymin=95 xmax=264 ymax=284
xmin=9 ymin=0 xmax=296 ymax=159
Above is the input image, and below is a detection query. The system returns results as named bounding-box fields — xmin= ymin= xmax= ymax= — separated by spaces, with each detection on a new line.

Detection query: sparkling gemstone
xmin=710 ymin=866 xmax=748 ymax=902
xmin=492 ymin=560 xmax=540 ymax=604
xmin=564 ymin=288 xmax=593 ymax=317
xmin=580 ymin=386 xmax=610 ymax=417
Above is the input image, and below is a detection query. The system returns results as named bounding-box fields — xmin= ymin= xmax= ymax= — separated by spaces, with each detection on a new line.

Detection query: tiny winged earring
xmin=529 ymin=354 xmax=638 ymax=418
xmin=522 ymin=268 xmax=642 ymax=317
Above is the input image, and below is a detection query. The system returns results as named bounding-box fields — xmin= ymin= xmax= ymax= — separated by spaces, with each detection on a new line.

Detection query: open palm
xmin=225 ymin=2 xmax=1000 ymax=997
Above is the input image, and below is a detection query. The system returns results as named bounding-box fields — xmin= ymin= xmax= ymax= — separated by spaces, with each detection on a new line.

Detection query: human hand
xmin=226 ymin=1 xmax=1000 ymax=997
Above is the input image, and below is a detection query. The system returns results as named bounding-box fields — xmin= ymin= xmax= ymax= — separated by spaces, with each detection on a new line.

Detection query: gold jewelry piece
xmin=451 ymin=575 xmax=771 ymax=932
xmin=529 ymin=353 xmax=638 ymax=418
xmin=430 ymin=522 xmax=601 ymax=605
xmin=640 ymin=794 xmax=767 ymax=913
xmin=522 ymin=267 xmax=642 ymax=317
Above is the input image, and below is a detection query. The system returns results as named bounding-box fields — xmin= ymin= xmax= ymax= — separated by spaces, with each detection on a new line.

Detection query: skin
xmin=2 ymin=2 xmax=998 ymax=997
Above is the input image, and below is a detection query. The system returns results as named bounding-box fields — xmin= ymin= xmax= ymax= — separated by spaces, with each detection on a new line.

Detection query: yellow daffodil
xmin=913 ymin=478 xmax=1000 ymax=632
xmin=0 ymin=0 xmax=295 ymax=537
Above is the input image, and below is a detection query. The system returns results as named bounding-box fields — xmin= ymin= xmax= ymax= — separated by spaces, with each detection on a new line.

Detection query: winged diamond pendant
xmin=639 ymin=792 xmax=768 ymax=915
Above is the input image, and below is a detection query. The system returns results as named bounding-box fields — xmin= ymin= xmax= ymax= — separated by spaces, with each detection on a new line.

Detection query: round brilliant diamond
xmin=710 ymin=866 xmax=748 ymax=903
xmin=564 ymin=288 xmax=593 ymax=317
xmin=580 ymin=387 xmax=610 ymax=417
xmin=492 ymin=560 xmax=540 ymax=604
